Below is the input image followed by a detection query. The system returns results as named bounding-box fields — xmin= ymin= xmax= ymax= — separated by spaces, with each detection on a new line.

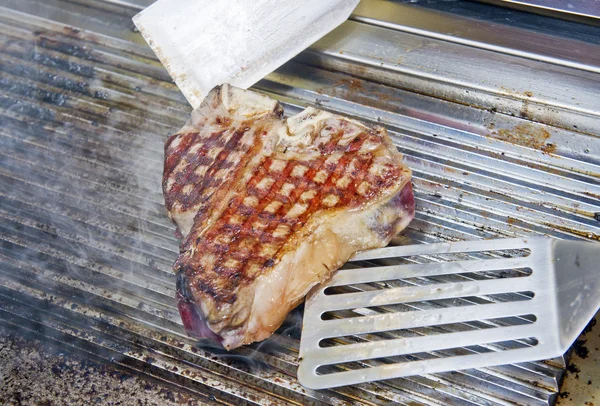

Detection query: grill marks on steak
xmin=164 ymin=85 xmax=414 ymax=349
xmin=176 ymin=134 xmax=402 ymax=303
xmin=163 ymin=86 xmax=284 ymax=238
xmin=163 ymin=127 xmax=257 ymax=236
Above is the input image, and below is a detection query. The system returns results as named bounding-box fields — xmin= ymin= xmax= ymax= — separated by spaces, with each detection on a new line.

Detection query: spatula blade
xmin=133 ymin=0 xmax=360 ymax=108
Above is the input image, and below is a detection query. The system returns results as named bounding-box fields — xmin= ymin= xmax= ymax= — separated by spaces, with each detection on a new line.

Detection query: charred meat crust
xmin=176 ymin=271 xmax=223 ymax=343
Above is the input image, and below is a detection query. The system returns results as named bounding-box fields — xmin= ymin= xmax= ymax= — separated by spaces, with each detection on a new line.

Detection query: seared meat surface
xmin=164 ymin=85 xmax=414 ymax=349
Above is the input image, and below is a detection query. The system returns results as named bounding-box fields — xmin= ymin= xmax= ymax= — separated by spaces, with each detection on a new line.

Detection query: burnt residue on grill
xmin=546 ymin=223 xmax=600 ymax=241
xmin=314 ymin=75 xmax=398 ymax=113
xmin=2 ymin=58 xmax=98 ymax=98
xmin=556 ymin=316 xmax=599 ymax=405
xmin=0 ymin=78 xmax=69 ymax=106
xmin=1 ymin=29 xmax=188 ymax=126
xmin=0 ymin=325 xmax=211 ymax=406
xmin=491 ymin=123 xmax=553 ymax=152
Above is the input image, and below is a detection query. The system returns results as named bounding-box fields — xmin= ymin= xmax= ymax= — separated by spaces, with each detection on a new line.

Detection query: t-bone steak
xmin=163 ymin=84 xmax=415 ymax=349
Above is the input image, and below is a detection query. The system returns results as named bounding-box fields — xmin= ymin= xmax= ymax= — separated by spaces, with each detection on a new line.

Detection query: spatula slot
xmin=323 ymin=267 xmax=533 ymax=297
xmin=320 ymin=290 xmax=536 ymax=321
xmin=317 ymin=313 xmax=538 ymax=347
xmin=351 ymin=242 xmax=532 ymax=263
xmin=318 ymin=278 xmax=537 ymax=311
xmin=319 ymin=294 xmax=537 ymax=326
xmin=330 ymin=258 xmax=534 ymax=288
xmin=346 ymin=250 xmax=533 ymax=273
xmin=314 ymin=336 xmax=540 ymax=375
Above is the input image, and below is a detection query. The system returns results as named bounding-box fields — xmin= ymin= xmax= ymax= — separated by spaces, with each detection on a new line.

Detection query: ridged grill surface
xmin=0 ymin=0 xmax=599 ymax=405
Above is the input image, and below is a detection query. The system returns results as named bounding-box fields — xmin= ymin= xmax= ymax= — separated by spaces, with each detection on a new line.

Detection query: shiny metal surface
xmin=482 ymin=0 xmax=600 ymax=21
xmin=133 ymin=0 xmax=361 ymax=108
xmin=352 ymin=0 xmax=600 ymax=73
xmin=0 ymin=0 xmax=598 ymax=405
xmin=299 ymin=238 xmax=600 ymax=389
xmin=302 ymin=20 xmax=600 ymax=135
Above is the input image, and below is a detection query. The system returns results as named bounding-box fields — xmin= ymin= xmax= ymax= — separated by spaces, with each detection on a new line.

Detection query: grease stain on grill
xmin=541 ymin=143 xmax=557 ymax=155
xmin=585 ymin=191 xmax=600 ymax=200
xmin=506 ymin=216 xmax=520 ymax=226
xmin=37 ymin=37 xmax=94 ymax=61
xmin=546 ymin=223 xmax=600 ymax=241
xmin=315 ymin=75 xmax=396 ymax=111
xmin=491 ymin=123 xmax=553 ymax=152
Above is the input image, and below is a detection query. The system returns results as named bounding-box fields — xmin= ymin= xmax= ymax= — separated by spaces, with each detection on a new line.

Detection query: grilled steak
xmin=164 ymin=85 xmax=414 ymax=349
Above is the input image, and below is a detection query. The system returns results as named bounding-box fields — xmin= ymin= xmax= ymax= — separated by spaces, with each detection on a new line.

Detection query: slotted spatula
xmin=298 ymin=237 xmax=599 ymax=389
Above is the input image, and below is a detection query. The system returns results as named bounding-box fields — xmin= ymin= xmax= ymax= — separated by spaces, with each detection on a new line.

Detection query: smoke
xmin=192 ymin=306 xmax=304 ymax=374
xmin=0 ymin=0 xmax=195 ymax=368
xmin=0 ymin=3 xmax=314 ymax=385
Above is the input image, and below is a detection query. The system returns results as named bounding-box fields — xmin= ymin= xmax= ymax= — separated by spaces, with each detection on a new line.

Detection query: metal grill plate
xmin=0 ymin=0 xmax=598 ymax=405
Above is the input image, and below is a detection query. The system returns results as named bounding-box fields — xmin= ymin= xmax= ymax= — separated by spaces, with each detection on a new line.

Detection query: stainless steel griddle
xmin=0 ymin=0 xmax=599 ymax=404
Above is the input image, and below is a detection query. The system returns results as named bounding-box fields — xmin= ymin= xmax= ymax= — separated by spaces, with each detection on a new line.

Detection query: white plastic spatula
xmin=298 ymin=237 xmax=600 ymax=389
xmin=133 ymin=0 xmax=360 ymax=109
